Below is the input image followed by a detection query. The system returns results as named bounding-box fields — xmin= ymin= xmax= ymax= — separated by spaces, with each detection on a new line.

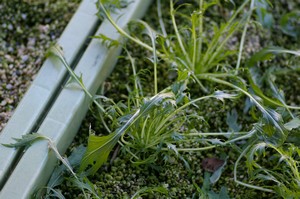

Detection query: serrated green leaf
xmin=247 ymin=65 xmax=300 ymax=111
xmin=80 ymin=133 xmax=118 ymax=174
xmin=248 ymin=76 xmax=283 ymax=107
xmin=47 ymin=145 xmax=86 ymax=189
xmin=2 ymin=133 xmax=48 ymax=148
xmin=248 ymin=142 xmax=267 ymax=163
xmin=279 ymin=11 xmax=300 ymax=38
xmin=255 ymin=0 xmax=274 ymax=29
xmin=166 ymin=143 xmax=178 ymax=156
xmin=92 ymin=34 xmax=120 ymax=48
xmin=177 ymin=69 xmax=189 ymax=82
xmin=208 ymin=138 xmax=224 ymax=145
xmin=218 ymin=186 xmax=231 ymax=199
xmin=69 ymin=177 xmax=101 ymax=198
xmin=42 ymin=187 xmax=66 ymax=199
xmin=284 ymin=118 xmax=300 ymax=130
xmin=226 ymin=109 xmax=242 ymax=132
xmin=140 ymin=92 xmax=175 ymax=113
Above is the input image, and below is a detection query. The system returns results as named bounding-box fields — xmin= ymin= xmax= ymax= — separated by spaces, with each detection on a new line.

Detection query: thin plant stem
xmin=234 ymin=142 xmax=275 ymax=193
xmin=140 ymin=116 xmax=149 ymax=145
xmin=268 ymin=144 xmax=300 ymax=180
xmin=118 ymin=141 xmax=140 ymax=160
xmin=47 ymin=138 xmax=89 ymax=198
xmin=192 ymin=12 xmax=198 ymax=71
xmin=170 ymin=0 xmax=192 ymax=66
xmin=98 ymin=1 xmax=170 ymax=64
xmin=235 ymin=0 xmax=255 ymax=74
xmin=153 ymin=36 xmax=158 ymax=95
xmin=182 ymin=131 xmax=248 ymax=136
xmin=197 ymin=0 xmax=203 ymax=64
xmin=201 ymin=0 xmax=250 ymax=71
xmin=170 ymin=129 xmax=255 ymax=152
xmin=192 ymin=73 xmax=208 ymax=93
xmin=198 ymin=73 xmax=300 ymax=110
xmin=126 ymin=50 xmax=140 ymax=107
xmin=173 ymin=145 xmax=216 ymax=152
xmin=157 ymin=0 xmax=170 ymax=48
xmin=49 ymin=45 xmax=106 ymax=113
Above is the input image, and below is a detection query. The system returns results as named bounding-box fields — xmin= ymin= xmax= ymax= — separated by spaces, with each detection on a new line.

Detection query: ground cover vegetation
xmin=0 ymin=0 xmax=80 ymax=131
xmin=4 ymin=0 xmax=300 ymax=198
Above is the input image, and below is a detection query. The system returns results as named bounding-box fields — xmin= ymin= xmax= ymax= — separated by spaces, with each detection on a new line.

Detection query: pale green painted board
xmin=0 ymin=0 xmax=99 ymax=187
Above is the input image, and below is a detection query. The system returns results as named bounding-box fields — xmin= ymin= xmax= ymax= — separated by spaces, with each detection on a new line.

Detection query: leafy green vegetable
xmin=80 ymin=132 xmax=119 ymax=174
xmin=255 ymin=0 xmax=274 ymax=29
xmin=80 ymin=91 xmax=177 ymax=174
xmin=279 ymin=11 xmax=300 ymax=39
xmin=284 ymin=118 xmax=300 ymax=131
xmin=2 ymin=133 xmax=48 ymax=148
xmin=40 ymin=0 xmax=300 ymax=197
xmin=226 ymin=109 xmax=242 ymax=132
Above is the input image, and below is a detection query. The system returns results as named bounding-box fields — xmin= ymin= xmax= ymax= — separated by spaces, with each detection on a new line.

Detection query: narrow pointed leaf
xmin=226 ymin=109 xmax=242 ymax=132
xmin=247 ymin=69 xmax=284 ymax=107
xmin=247 ymin=46 xmax=300 ymax=67
xmin=209 ymin=159 xmax=226 ymax=184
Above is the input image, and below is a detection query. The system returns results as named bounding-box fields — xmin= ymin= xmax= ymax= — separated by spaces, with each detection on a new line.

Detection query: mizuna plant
xmin=43 ymin=43 xmax=248 ymax=176
xmin=5 ymin=0 xmax=300 ymax=197
xmin=91 ymin=0 xmax=300 ymax=195
xmin=97 ymin=0 xmax=300 ymax=119
xmin=79 ymin=54 xmax=245 ymax=174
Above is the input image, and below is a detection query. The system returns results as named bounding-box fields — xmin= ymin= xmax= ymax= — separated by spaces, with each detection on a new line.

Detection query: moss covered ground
xmin=0 ymin=0 xmax=81 ymax=131
xmin=55 ymin=1 xmax=300 ymax=198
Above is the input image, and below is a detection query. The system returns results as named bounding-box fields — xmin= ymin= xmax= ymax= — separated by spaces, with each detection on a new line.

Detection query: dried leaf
xmin=202 ymin=157 xmax=225 ymax=173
